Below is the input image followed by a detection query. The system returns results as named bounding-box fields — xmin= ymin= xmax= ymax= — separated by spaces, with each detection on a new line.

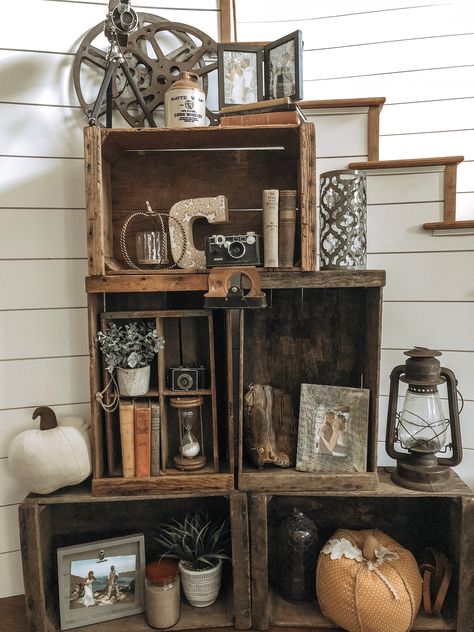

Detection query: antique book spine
xmin=134 ymin=401 xmax=151 ymax=477
xmin=262 ymin=189 xmax=279 ymax=267
xmin=119 ymin=399 xmax=135 ymax=479
xmin=150 ymin=401 xmax=161 ymax=476
xmin=220 ymin=110 xmax=299 ymax=126
xmin=279 ymin=190 xmax=297 ymax=268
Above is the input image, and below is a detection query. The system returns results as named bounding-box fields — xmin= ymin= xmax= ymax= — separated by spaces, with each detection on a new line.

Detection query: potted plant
xmin=155 ymin=510 xmax=230 ymax=607
xmin=96 ymin=321 xmax=165 ymax=396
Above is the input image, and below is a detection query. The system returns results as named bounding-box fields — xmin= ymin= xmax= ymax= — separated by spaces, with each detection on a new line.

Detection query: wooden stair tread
xmin=349 ymin=156 xmax=464 ymax=169
xmin=423 ymin=219 xmax=474 ymax=230
xmin=300 ymin=97 xmax=386 ymax=109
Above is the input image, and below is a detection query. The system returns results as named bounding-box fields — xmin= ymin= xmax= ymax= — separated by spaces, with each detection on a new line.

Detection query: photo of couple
xmin=69 ymin=555 xmax=136 ymax=610
xmin=222 ymin=51 xmax=258 ymax=104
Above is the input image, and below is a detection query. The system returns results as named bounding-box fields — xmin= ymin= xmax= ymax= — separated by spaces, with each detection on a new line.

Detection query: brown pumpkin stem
xmin=362 ymin=534 xmax=380 ymax=562
xmin=32 ymin=406 xmax=58 ymax=430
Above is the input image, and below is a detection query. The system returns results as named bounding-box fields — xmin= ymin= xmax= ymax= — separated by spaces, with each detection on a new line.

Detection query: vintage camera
xmin=166 ymin=365 xmax=208 ymax=392
xmin=205 ymin=232 xmax=263 ymax=267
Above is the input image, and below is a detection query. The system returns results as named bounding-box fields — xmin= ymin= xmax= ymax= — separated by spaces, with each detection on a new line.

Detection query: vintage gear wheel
xmin=74 ymin=16 xmax=218 ymax=127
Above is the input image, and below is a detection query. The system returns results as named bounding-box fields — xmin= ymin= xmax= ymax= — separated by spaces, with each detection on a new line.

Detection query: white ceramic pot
xmin=179 ymin=559 xmax=223 ymax=607
xmin=116 ymin=365 xmax=150 ymax=396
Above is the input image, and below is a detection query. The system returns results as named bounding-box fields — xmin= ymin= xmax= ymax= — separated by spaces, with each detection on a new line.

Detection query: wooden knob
xmin=363 ymin=534 xmax=380 ymax=562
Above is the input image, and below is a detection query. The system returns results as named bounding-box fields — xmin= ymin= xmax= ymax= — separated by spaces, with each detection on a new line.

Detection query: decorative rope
xmin=95 ymin=373 xmax=120 ymax=413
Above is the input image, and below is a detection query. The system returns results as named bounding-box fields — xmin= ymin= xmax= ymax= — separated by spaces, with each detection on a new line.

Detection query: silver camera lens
xmin=176 ymin=373 xmax=193 ymax=390
xmin=227 ymin=240 xmax=246 ymax=259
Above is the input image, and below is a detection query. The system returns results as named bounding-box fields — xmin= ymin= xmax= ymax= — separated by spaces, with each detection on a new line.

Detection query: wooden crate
xmin=84 ymin=124 xmax=316 ymax=276
xmin=89 ymin=292 xmax=235 ymax=496
xmin=19 ymin=489 xmax=251 ymax=632
xmin=238 ymin=272 xmax=385 ymax=493
xmin=249 ymin=469 xmax=474 ymax=632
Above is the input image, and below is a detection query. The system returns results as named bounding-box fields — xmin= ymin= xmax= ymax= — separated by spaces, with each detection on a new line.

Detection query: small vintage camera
xmin=205 ymin=232 xmax=263 ymax=267
xmin=166 ymin=365 xmax=208 ymax=392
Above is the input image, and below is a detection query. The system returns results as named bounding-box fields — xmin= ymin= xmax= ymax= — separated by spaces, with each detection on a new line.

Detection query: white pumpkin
xmin=8 ymin=406 xmax=92 ymax=494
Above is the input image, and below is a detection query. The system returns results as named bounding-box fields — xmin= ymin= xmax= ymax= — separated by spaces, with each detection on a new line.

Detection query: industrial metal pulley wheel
xmin=73 ymin=15 xmax=218 ymax=127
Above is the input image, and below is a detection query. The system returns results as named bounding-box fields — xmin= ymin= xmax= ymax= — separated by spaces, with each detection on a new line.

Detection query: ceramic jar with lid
xmin=164 ymin=71 xmax=206 ymax=128
xmin=145 ymin=559 xmax=180 ymax=628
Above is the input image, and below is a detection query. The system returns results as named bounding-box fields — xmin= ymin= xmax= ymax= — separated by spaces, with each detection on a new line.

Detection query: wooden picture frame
xmin=217 ymin=43 xmax=264 ymax=108
xmin=264 ymin=30 xmax=303 ymax=101
xmin=57 ymin=533 xmax=145 ymax=630
xmin=296 ymin=384 xmax=370 ymax=473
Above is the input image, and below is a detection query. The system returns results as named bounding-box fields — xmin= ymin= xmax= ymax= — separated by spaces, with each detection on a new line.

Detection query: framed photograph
xmin=217 ymin=44 xmax=264 ymax=108
xmin=57 ymin=533 xmax=145 ymax=630
xmin=264 ymin=30 xmax=303 ymax=101
xmin=296 ymin=384 xmax=370 ymax=473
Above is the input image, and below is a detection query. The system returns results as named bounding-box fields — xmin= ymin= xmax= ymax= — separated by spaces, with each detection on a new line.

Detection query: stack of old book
xmin=119 ymin=399 xmax=161 ymax=478
xmin=219 ymin=97 xmax=307 ymax=127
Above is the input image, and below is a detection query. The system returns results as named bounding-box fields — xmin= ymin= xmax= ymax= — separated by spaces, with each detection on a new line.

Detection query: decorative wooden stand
xmin=17 ymin=121 xmax=474 ymax=632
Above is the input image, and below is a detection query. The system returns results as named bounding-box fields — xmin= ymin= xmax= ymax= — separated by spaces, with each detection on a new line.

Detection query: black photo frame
xmin=217 ymin=43 xmax=264 ymax=108
xmin=264 ymin=30 xmax=303 ymax=101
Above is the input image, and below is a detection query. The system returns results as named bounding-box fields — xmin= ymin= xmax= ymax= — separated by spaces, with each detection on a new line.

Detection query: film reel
xmin=73 ymin=15 xmax=218 ymax=127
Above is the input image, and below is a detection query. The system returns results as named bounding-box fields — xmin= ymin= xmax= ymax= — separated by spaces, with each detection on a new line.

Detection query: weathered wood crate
xmin=88 ymin=291 xmax=235 ymax=496
xmin=249 ymin=469 xmax=474 ymax=632
xmin=84 ymin=124 xmax=316 ymax=277
xmin=19 ymin=489 xmax=251 ymax=632
xmin=238 ymin=274 xmax=385 ymax=493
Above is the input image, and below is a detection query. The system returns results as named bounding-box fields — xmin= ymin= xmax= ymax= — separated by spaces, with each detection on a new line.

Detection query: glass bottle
xmin=277 ymin=508 xmax=318 ymax=603
xmin=145 ymin=559 xmax=180 ymax=629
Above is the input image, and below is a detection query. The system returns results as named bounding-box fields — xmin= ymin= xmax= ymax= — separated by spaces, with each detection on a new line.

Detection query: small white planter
xmin=179 ymin=559 xmax=223 ymax=607
xmin=116 ymin=365 xmax=150 ymax=396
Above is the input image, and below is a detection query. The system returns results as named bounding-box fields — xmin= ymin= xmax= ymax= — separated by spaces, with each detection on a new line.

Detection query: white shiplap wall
xmin=235 ymin=0 xmax=474 ymax=484
xmin=1 ymin=0 xmax=473 ymax=600
xmin=0 ymin=0 xmax=220 ymax=599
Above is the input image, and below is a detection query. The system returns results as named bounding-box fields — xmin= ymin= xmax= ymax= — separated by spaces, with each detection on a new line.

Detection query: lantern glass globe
xmin=398 ymin=390 xmax=448 ymax=454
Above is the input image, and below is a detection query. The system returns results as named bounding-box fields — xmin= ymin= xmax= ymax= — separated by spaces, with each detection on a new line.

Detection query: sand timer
xmin=171 ymin=396 xmax=206 ymax=470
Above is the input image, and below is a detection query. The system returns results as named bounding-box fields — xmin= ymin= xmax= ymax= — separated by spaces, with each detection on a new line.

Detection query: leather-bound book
xmin=119 ymin=399 xmax=135 ymax=478
xmin=279 ymin=190 xmax=297 ymax=268
xmin=134 ymin=401 xmax=151 ymax=477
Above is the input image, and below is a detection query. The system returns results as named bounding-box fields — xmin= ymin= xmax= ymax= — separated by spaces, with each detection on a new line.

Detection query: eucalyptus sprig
xmin=155 ymin=510 xmax=230 ymax=571
xmin=96 ymin=321 xmax=165 ymax=374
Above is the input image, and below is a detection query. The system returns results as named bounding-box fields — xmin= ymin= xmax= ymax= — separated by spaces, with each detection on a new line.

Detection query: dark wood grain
xmin=250 ymin=494 xmax=270 ymax=631
xmin=300 ymin=98 xmax=386 ymax=109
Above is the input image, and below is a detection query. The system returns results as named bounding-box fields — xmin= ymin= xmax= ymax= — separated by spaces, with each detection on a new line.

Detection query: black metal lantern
xmin=385 ymin=347 xmax=462 ymax=491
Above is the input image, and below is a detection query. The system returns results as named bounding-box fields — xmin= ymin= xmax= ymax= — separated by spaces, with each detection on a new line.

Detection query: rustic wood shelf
xmin=348 ymin=156 xmax=464 ymax=170
xmin=249 ymin=471 xmax=474 ymax=631
xmin=19 ymin=491 xmax=251 ymax=631
xmin=84 ymin=123 xmax=316 ymax=275
xmin=92 ymin=471 xmax=234 ymax=496
xmin=86 ymin=270 xmax=386 ymax=293
xmin=268 ymin=588 xmax=456 ymax=630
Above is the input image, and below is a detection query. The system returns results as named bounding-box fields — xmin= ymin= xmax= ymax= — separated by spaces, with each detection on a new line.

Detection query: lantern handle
xmin=385 ymin=365 xmax=406 ymax=460
xmin=438 ymin=367 xmax=462 ymax=467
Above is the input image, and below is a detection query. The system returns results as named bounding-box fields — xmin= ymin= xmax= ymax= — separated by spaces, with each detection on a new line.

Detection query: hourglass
xmin=171 ymin=396 xmax=207 ymax=471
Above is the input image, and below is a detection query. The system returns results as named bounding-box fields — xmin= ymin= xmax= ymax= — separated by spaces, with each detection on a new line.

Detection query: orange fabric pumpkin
xmin=316 ymin=529 xmax=422 ymax=632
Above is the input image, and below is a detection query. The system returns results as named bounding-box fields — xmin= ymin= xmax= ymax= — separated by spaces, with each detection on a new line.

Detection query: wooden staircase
xmin=299 ymin=99 xmax=474 ymax=235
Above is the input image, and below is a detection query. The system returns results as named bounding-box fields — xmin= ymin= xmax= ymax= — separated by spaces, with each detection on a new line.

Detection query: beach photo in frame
xmin=264 ymin=30 xmax=303 ymax=101
xmin=217 ymin=43 xmax=263 ymax=108
xmin=296 ymin=384 xmax=370 ymax=473
xmin=57 ymin=533 xmax=145 ymax=630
